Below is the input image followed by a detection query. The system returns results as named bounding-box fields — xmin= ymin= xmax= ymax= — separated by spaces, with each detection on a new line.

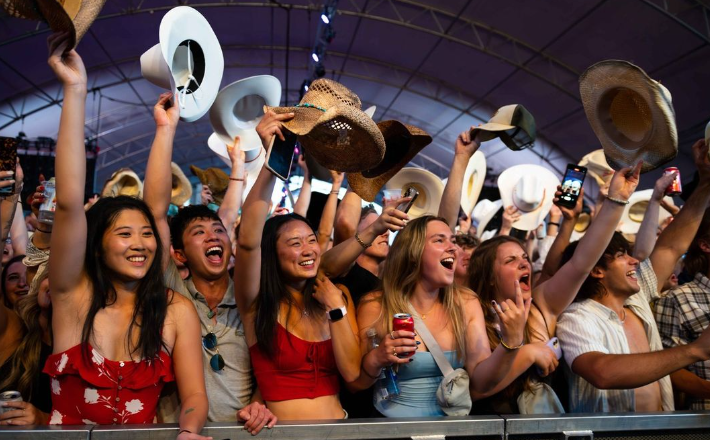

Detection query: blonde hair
xmin=369 ymin=216 xmax=467 ymax=359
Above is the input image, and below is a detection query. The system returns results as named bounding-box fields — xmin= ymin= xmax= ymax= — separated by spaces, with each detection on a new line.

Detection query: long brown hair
xmin=365 ymin=216 xmax=467 ymax=359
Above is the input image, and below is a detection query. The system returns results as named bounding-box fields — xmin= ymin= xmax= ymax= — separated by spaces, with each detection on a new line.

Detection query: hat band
xmin=295 ymin=103 xmax=327 ymax=112
xmin=245 ymin=147 xmax=264 ymax=164
xmin=512 ymin=188 xmax=546 ymax=213
xmin=178 ymin=40 xmax=204 ymax=109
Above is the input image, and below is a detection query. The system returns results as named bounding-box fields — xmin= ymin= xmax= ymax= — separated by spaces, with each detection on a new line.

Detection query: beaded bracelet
xmin=605 ymin=194 xmax=630 ymax=205
xmin=295 ymin=103 xmax=327 ymax=112
xmin=499 ymin=335 xmax=524 ymax=350
xmin=355 ymin=231 xmax=372 ymax=249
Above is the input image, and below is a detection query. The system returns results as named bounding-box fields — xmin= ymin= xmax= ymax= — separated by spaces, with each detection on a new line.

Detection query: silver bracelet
xmin=605 ymin=195 xmax=629 ymax=205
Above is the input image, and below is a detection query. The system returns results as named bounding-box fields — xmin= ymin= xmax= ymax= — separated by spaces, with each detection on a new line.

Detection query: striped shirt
xmin=655 ymin=272 xmax=710 ymax=410
xmin=557 ymin=258 xmax=674 ymax=412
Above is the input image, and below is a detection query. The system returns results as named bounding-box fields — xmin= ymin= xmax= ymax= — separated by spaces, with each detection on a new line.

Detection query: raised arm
xmin=499 ymin=206 xmax=520 ymax=236
xmin=0 ymin=164 xmax=22 ymax=248
xmin=47 ymin=34 xmax=89 ymax=296
xmin=650 ymin=139 xmax=710 ymax=292
xmin=218 ymin=136 xmax=246 ymax=243
xmin=535 ymin=163 xmax=642 ymax=319
xmin=633 ymin=172 xmax=676 ymax=261
xmin=10 ymin=203 xmax=28 ymax=255
xmin=234 ymin=111 xmax=292 ymax=313
xmin=143 ymin=92 xmax=180 ymax=270
xmin=538 ymin=189 xmax=583 ymax=284
xmin=333 ymin=188 xmax=361 ymax=245
xmin=292 ymin=154 xmax=312 ymax=217
xmin=438 ymin=130 xmax=480 ymax=230
xmin=316 ymin=170 xmax=344 ymax=252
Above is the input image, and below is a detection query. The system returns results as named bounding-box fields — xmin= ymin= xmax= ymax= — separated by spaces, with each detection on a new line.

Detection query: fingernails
xmin=416 ymin=341 xmax=421 ymax=345
xmin=491 ymin=300 xmax=497 ymax=307
xmin=408 ymin=358 xmax=414 ymax=362
xmin=409 ymin=332 xmax=416 ymax=337
xmin=289 ymin=112 xmax=295 ymax=116
xmin=6 ymin=171 xmax=13 ymax=175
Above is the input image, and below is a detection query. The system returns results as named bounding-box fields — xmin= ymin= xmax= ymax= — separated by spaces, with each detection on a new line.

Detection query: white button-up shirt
xmin=557 ymin=258 xmax=674 ymax=413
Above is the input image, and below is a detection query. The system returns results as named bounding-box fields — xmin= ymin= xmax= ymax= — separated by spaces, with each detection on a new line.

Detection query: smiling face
xmin=359 ymin=213 xmax=389 ymax=261
xmin=2 ymin=241 xmax=13 ymax=266
xmin=101 ymin=209 xmax=157 ymax=283
xmin=4 ymin=260 xmax=28 ymax=308
xmin=276 ymin=220 xmax=320 ymax=284
xmin=595 ymin=250 xmax=641 ymax=297
xmin=418 ymin=220 xmax=457 ymax=290
xmin=493 ymin=241 xmax=532 ymax=302
xmin=175 ymin=218 xmax=231 ymax=281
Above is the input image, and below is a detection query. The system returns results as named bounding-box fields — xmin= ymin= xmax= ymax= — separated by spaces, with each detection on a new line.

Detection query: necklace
xmin=415 ymin=302 xmax=439 ymax=320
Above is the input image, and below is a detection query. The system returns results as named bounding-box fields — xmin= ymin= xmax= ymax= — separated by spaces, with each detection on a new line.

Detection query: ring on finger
xmin=390 ymin=331 xmax=395 ymax=340
xmin=393 ymin=347 xmax=397 ymax=357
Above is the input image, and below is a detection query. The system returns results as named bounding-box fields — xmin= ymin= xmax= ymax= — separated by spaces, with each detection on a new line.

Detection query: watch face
xmin=328 ymin=308 xmax=345 ymax=321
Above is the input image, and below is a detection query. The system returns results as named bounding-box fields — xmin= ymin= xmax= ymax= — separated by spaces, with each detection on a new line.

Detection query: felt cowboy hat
xmin=267 ymin=78 xmax=385 ymax=173
xmin=2 ymin=0 xmax=105 ymax=48
xmin=498 ymin=165 xmax=560 ymax=231
xmin=578 ymin=149 xmax=614 ymax=187
xmin=470 ymin=105 xmax=536 ymax=151
xmin=140 ymin=6 xmax=223 ymax=123
xmin=579 ymin=60 xmax=678 ymax=173
xmin=101 ymin=168 xmax=143 ymax=198
xmin=207 ymin=132 xmax=265 ymax=174
xmin=348 ymin=121 xmax=432 ymax=202
xmin=619 ymin=189 xmax=675 ymax=234
xmin=190 ymin=165 xmax=229 ymax=205
xmin=384 ymin=167 xmax=444 ymax=219
xmin=471 ymin=199 xmax=503 ymax=240
xmin=170 ymin=163 xmax=192 ymax=206
xmin=460 ymin=151 xmax=487 ymax=215
xmin=209 ymin=75 xmax=280 ymax=171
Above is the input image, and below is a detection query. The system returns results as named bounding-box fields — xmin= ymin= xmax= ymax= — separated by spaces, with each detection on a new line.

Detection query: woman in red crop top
xmin=45 ymin=34 xmax=209 ymax=439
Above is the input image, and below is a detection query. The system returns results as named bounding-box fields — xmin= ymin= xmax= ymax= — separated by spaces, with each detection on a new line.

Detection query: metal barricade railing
xmin=0 ymin=425 xmax=91 ymax=440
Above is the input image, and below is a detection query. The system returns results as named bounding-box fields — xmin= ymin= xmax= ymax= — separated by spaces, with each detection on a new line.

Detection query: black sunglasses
xmin=202 ymin=332 xmax=225 ymax=371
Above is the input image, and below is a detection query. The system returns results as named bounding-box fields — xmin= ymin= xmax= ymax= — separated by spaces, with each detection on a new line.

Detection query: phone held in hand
xmin=265 ymin=129 xmax=299 ymax=181
xmin=558 ymin=164 xmax=587 ymax=208
xmin=0 ymin=137 xmax=17 ymax=195
xmin=396 ymin=187 xmax=419 ymax=213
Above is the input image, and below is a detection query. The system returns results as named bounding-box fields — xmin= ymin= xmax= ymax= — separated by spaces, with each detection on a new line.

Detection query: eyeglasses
xmin=202 ymin=332 xmax=225 ymax=372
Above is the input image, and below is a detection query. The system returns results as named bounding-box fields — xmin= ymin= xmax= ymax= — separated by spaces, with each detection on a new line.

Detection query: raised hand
xmin=228 ymin=136 xmax=246 ymax=168
xmin=552 ymin=185 xmax=584 ymax=220
xmin=651 ymin=171 xmax=677 ymax=202
xmin=501 ymin=206 xmax=521 ymax=230
xmin=154 ymin=92 xmax=180 ymax=128
xmin=255 ymin=110 xmax=294 ymax=151
xmin=47 ymin=32 xmax=87 ymax=89
xmin=371 ymin=196 xmax=410 ymax=234
xmin=200 ymin=185 xmax=214 ymax=205
xmin=297 ymin=154 xmax=310 ymax=180
xmin=455 ymin=129 xmax=481 ymax=158
xmin=492 ymin=280 xmax=532 ymax=350
xmin=607 ymin=161 xmax=643 ymax=202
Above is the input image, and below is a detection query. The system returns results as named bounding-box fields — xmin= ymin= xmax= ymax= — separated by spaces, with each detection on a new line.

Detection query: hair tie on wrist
xmin=605 ymin=195 xmax=629 ymax=205
xmin=499 ymin=335 xmax=524 ymax=350
xmin=229 ymin=177 xmax=245 ymax=182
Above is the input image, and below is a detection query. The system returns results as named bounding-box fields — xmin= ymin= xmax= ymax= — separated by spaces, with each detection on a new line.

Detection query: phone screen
xmin=266 ymin=129 xmax=298 ymax=181
xmin=0 ymin=137 xmax=17 ymax=195
xmin=396 ymin=187 xmax=419 ymax=213
xmin=559 ymin=164 xmax=587 ymax=208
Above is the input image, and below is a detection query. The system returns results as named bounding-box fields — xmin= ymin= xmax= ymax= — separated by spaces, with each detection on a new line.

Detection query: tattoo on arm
xmin=184 ymin=407 xmax=195 ymax=415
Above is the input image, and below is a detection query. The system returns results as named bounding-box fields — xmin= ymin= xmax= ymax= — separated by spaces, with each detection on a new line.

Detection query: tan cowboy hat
xmin=498 ymin=165 xmax=560 ymax=231
xmin=619 ymin=189 xmax=675 ymax=234
xmin=101 ymin=168 xmax=143 ymax=198
xmin=348 ymin=121 xmax=432 ymax=202
xmin=570 ymin=212 xmax=592 ymax=242
xmin=578 ymin=149 xmax=614 ymax=187
xmin=267 ymin=78 xmax=385 ymax=173
xmin=471 ymin=199 xmax=503 ymax=239
xmin=384 ymin=167 xmax=444 ymax=219
xmin=2 ymin=0 xmax=105 ymax=48
xmin=579 ymin=60 xmax=678 ymax=173
xmin=190 ymin=165 xmax=229 ymax=205
xmin=470 ymin=104 xmax=536 ymax=151
xmin=460 ymin=151 xmax=487 ymax=215
xmin=170 ymin=163 xmax=192 ymax=206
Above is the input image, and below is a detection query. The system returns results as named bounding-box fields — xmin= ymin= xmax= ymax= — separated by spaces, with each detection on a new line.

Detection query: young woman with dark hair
xmin=1 ymin=255 xmax=28 ymax=309
xmin=43 ymin=34 xmax=208 ymax=438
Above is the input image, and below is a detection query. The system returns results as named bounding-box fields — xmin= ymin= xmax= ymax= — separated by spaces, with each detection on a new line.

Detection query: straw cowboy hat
xmin=209 ymin=75 xmax=280 ymax=172
xmin=498 ymin=165 xmax=560 ymax=231
xmin=579 ymin=60 xmax=678 ymax=173
xmin=101 ymin=168 xmax=143 ymax=198
xmin=570 ymin=212 xmax=592 ymax=242
xmin=2 ymin=0 xmax=106 ymax=48
xmin=267 ymin=78 xmax=385 ymax=173
xmin=140 ymin=6 xmax=223 ymax=123
xmin=619 ymin=189 xmax=675 ymax=234
xmin=384 ymin=167 xmax=444 ymax=219
xmin=170 ymin=163 xmax=192 ymax=206
xmin=471 ymin=199 xmax=503 ymax=240
xmin=578 ymin=149 xmax=614 ymax=187
xmin=348 ymin=121 xmax=432 ymax=202
xmin=190 ymin=165 xmax=229 ymax=205
xmin=470 ymin=104 xmax=536 ymax=151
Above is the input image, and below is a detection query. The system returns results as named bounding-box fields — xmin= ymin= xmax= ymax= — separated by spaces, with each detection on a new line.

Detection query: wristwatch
xmin=327 ymin=306 xmax=348 ymax=322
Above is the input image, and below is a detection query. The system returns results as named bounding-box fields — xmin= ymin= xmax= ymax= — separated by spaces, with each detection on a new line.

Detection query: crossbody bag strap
xmin=408 ymin=303 xmax=455 ymax=377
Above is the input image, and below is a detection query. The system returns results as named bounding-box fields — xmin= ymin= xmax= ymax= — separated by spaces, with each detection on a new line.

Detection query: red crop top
xmin=249 ymin=323 xmax=340 ymax=401
xmin=42 ymin=344 xmax=174 ymax=425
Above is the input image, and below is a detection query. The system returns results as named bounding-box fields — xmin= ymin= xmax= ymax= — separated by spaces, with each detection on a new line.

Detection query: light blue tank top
xmin=374 ymin=351 xmax=464 ymax=417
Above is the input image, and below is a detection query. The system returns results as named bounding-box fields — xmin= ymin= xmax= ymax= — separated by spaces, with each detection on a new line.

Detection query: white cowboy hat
xmin=578 ymin=149 xmax=614 ymax=187
xmin=101 ymin=168 xmax=143 ymax=198
xmin=579 ymin=60 xmax=678 ymax=173
xmin=461 ymin=151 xmax=487 ymax=215
xmin=364 ymin=106 xmax=376 ymax=118
xmin=209 ymin=75 xmax=281 ymax=171
xmin=385 ymin=167 xmax=444 ymax=219
xmin=471 ymin=199 xmax=503 ymax=240
xmin=140 ymin=6 xmax=224 ymax=123
xmin=207 ymin=132 xmax=266 ymax=174
xmin=498 ymin=165 xmax=560 ymax=231
xmin=619 ymin=189 xmax=675 ymax=234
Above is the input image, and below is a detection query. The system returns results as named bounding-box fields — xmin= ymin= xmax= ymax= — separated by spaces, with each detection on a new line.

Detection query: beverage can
xmin=0 ymin=390 xmax=22 ymax=414
xmin=663 ymin=167 xmax=682 ymax=196
xmin=38 ymin=178 xmax=57 ymax=224
xmin=393 ymin=313 xmax=415 ymax=357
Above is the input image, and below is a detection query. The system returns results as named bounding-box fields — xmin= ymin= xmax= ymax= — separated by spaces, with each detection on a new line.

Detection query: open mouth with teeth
xmin=205 ymin=246 xmax=224 ymax=264
xmin=626 ymin=270 xmax=638 ymax=281
xmin=440 ymin=257 xmax=455 ymax=270
xmin=127 ymin=255 xmax=147 ymax=265
xmin=519 ymin=273 xmax=531 ymax=290
xmin=299 ymin=259 xmax=315 ymax=268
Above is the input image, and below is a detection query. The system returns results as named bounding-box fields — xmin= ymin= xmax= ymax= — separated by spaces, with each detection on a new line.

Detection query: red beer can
xmin=663 ymin=167 xmax=682 ymax=196
xmin=393 ymin=313 xmax=415 ymax=357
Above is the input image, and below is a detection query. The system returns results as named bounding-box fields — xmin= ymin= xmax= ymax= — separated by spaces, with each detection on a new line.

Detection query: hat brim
xmin=460 ymin=150 xmax=487 ymax=215
xmin=384 ymin=167 xmax=444 ymax=219
xmin=498 ymin=165 xmax=560 ymax=231
xmin=472 ymin=199 xmax=503 ymax=239
xmin=619 ymin=189 xmax=675 ymax=234
xmin=101 ymin=168 xmax=144 ymax=198
xmin=190 ymin=165 xmax=229 ymax=205
xmin=209 ymin=130 xmax=265 ymax=172
xmin=348 ymin=121 xmax=432 ymax=202
xmin=171 ymin=162 xmax=193 ymax=206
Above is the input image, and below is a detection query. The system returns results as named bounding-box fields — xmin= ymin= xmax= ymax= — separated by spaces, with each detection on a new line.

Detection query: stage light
xmin=321 ymin=13 xmax=330 ymax=24
xmin=312 ymin=52 xmax=320 ymax=63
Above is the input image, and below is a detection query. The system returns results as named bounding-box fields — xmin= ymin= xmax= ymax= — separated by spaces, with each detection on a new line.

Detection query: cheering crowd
xmin=1 ymin=25 xmax=710 ymax=440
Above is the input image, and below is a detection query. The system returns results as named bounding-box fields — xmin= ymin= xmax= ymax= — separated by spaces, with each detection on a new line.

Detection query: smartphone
xmin=0 ymin=137 xmax=17 ymax=195
xmin=265 ymin=129 xmax=298 ymax=181
xmin=546 ymin=337 xmax=562 ymax=360
xmin=396 ymin=187 xmax=419 ymax=213
xmin=558 ymin=164 xmax=587 ymax=208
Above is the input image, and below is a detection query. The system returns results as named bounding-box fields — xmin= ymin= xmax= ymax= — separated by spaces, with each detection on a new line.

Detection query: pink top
xmin=42 ymin=344 xmax=174 ymax=425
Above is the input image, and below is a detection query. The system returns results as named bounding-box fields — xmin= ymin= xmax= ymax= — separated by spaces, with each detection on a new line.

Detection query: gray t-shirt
xmin=158 ymin=262 xmax=254 ymax=422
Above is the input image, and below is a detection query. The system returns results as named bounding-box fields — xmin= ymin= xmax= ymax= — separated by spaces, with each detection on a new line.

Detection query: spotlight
xmin=300 ymin=79 xmax=311 ymax=99
xmin=311 ymin=52 xmax=320 ymax=63
xmin=321 ymin=13 xmax=330 ymax=24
